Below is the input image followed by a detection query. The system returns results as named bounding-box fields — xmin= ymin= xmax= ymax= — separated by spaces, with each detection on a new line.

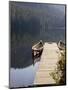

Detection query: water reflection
xmin=10 ymin=61 xmax=40 ymax=88
xmin=11 ymin=46 xmax=33 ymax=68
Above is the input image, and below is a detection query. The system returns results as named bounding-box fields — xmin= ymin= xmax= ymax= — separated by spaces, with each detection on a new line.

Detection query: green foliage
xmin=50 ymin=49 xmax=65 ymax=84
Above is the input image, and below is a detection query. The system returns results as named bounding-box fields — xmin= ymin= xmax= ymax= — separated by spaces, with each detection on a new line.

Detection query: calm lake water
xmin=10 ymin=59 xmax=40 ymax=88
xmin=10 ymin=2 xmax=65 ymax=88
xmin=10 ymin=27 xmax=65 ymax=88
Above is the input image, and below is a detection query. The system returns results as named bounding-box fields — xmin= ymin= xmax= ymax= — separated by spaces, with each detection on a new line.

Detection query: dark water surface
xmin=11 ymin=46 xmax=34 ymax=68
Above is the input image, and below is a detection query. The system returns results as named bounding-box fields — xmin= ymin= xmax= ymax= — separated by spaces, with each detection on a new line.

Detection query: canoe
xmin=58 ymin=40 xmax=65 ymax=50
xmin=32 ymin=40 xmax=43 ymax=59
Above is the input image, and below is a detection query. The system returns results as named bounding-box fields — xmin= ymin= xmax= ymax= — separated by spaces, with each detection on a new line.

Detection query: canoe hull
xmin=58 ymin=40 xmax=65 ymax=50
xmin=32 ymin=49 xmax=43 ymax=57
xmin=32 ymin=41 xmax=43 ymax=64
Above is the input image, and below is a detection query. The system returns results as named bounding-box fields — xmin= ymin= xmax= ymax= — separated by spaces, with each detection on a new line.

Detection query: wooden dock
xmin=34 ymin=42 xmax=60 ymax=85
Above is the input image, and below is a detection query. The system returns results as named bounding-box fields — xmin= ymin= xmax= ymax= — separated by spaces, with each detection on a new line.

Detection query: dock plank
xmin=34 ymin=42 xmax=60 ymax=85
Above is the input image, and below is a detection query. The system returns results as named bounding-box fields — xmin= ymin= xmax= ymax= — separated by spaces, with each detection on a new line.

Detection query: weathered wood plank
xmin=34 ymin=42 xmax=60 ymax=85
